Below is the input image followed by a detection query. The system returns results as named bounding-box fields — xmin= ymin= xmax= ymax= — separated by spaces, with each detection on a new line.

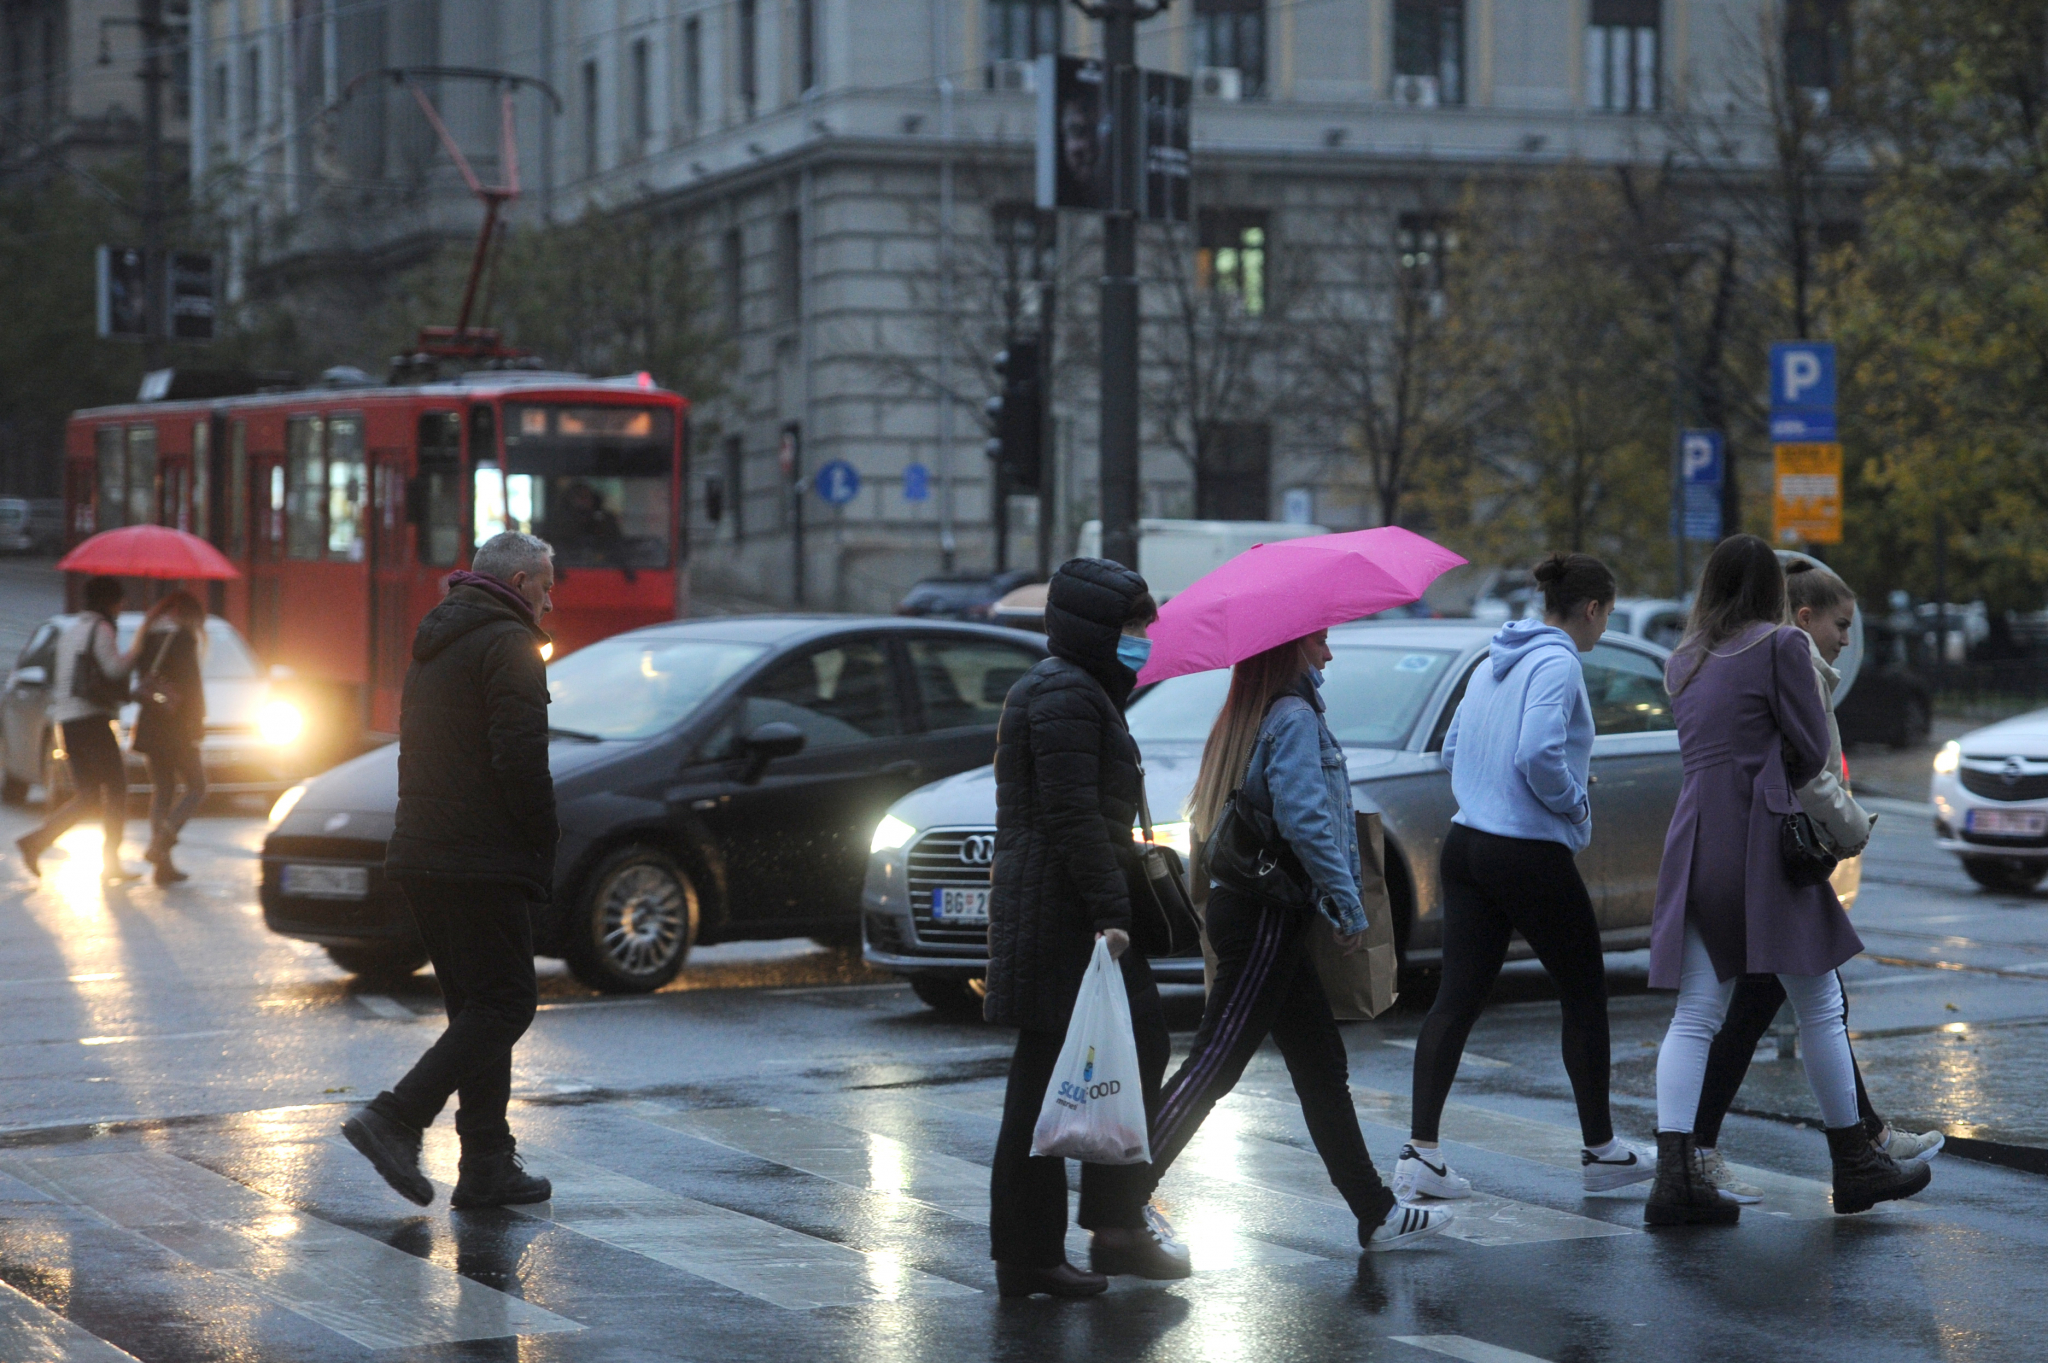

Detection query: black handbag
xmin=132 ymin=631 xmax=183 ymax=721
xmin=71 ymin=618 xmax=129 ymax=713
xmin=1781 ymin=809 xmax=1839 ymax=888
xmin=1204 ymin=735 xmax=1312 ymax=908
xmin=1129 ymin=771 xmax=1204 ymax=959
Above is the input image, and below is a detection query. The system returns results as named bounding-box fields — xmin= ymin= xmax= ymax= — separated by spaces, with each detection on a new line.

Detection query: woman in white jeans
xmin=1643 ymin=535 xmax=1930 ymax=1225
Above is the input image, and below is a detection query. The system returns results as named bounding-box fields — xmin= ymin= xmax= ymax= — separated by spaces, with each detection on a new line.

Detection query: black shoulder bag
xmin=1129 ymin=769 xmax=1204 ymax=958
xmin=1771 ymin=637 xmax=1839 ymax=889
xmin=1205 ymin=728 xmax=1312 ymax=908
xmin=72 ymin=618 xmax=130 ymax=713
xmin=133 ymin=630 xmax=183 ymax=722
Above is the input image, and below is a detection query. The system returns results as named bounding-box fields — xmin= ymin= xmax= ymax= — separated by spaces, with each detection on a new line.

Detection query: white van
xmin=1075 ymin=517 xmax=1329 ymax=599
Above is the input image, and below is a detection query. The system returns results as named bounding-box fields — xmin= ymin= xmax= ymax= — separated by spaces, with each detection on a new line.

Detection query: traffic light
xmin=985 ymin=339 xmax=1043 ymax=491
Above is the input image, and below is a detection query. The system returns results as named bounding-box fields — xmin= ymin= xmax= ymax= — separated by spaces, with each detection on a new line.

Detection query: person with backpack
xmin=1645 ymin=535 xmax=1931 ymax=1226
xmin=1396 ymin=552 xmax=1656 ymax=1203
xmin=16 ymin=575 xmax=161 ymax=884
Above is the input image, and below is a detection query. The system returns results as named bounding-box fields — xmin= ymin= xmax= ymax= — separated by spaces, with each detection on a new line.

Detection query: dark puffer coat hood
xmin=386 ymin=583 xmax=558 ymax=897
xmin=1044 ymin=557 xmax=1150 ymax=707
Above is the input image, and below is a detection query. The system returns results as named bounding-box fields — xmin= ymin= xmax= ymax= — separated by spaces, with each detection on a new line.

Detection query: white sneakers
xmin=1883 ymin=1128 xmax=1945 ymax=1165
xmin=1581 ymin=1139 xmax=1657 ymax=1193
xmin=1365 ymin=1201 xmax=1455 ymax=1251
xmin=1697 ymin=1148 xmax=1763 ymax=1204
xmin=1392 ymin=1144 xmax=1473 ymax=1201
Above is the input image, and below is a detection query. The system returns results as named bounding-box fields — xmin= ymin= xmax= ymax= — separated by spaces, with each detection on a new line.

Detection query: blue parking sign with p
xmin=1770 ymin=342 xmax=1836 ymax=411
xmin=1681 ymin=430 xmax=1724 ymax=485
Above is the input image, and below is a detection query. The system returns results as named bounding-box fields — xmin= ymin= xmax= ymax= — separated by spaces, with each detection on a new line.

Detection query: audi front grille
xmin=907 ymin=827 xmax=996 ymax=946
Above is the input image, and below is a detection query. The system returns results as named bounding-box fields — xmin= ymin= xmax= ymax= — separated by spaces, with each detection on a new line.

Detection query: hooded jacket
xmin=385 ymin=581 xmax=559 ymax=896
xmin=1442 ymin=618 xmax=1595 ymax=852
xmin=985 ymin=557 xmax=1156 ymax=1032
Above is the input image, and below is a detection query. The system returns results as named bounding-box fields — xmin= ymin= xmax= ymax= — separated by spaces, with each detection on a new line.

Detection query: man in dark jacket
xmin=343 ymin=531 xmax=559 ymax=1209
xmin=985 ymin=557 xmax=1187 ymax=1297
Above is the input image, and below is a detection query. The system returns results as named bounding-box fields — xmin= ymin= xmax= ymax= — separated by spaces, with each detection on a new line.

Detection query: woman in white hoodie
xmin=1688 ymin=561 xmax=1944 ymax=1202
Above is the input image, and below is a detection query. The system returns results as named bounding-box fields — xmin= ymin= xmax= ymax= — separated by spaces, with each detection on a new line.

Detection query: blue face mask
xmin=1310 ymin=667 xmax=1326 ymax=689
xmin=1116 ymin=635 xmax=1153 ymax=674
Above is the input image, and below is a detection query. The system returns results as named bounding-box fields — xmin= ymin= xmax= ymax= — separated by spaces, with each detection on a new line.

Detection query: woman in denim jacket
xmin=1133 ymin=628 xmax=1452 ymax=1251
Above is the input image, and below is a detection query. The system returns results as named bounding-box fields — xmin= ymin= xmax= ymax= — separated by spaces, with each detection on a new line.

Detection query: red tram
xmin=63 ymin=374 xmax=689 ymax=748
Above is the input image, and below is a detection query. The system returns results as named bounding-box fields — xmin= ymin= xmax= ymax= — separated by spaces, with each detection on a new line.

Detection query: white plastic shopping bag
xmin=1030 ymin=937 xmax=1153 ymax=1164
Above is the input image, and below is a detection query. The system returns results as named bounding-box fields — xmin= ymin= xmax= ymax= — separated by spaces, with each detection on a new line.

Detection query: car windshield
xmin=546 ymin=637 xmax=767 ymax=740
xmin=1126 ymin=644 xmax=1460 ymax=750
xmin=114 ymin=618 xmax=260 ymax=680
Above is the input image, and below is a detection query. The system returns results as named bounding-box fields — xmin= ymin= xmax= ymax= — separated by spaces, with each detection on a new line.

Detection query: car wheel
xmin=1 ymin=770 xmax=24 ymax=805
xmin=566 ymin=845 xmax=697 ymax=994
xmin=909 ymin=973 xmax=987 ymax=1018
xmin=1961 ymin=856 xmax=2046 ymax=894
xmin=325 ymin=944 xmax=430 ymax=979
xmin=38 ymin=728 xmax=71 ymax=808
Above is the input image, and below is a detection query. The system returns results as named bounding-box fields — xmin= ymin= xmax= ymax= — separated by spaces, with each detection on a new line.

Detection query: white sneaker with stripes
xmin=1392 ymin=1144 xmax=1473 ymax=1200
xmin=1365 ymin=1201 xmax=1454 ymax=1251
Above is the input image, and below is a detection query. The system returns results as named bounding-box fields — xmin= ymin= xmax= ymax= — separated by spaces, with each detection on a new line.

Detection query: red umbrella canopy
xmin=57 ymin=525 xmax=242 ymax=581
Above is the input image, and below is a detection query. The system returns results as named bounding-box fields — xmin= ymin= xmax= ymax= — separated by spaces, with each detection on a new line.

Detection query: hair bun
xmin=1531 ymin=552 xmax=1568 ymax=584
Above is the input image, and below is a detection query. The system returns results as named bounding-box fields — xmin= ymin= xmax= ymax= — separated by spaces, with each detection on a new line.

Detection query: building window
xmin=1587 ymin=0 xmax=1658 ymax=113
xmin=683 ymin=16 xmax=703 ymax=126
xmin=242 ymin=47 xmax=260 ymax=136
xmin=630 ymin=37 xmax=652 ymax=149
xmin=777 ymin=210 xmax=802 ymax=324
xmin=798 ymin=0 xmax=818 ymax=94
xmin=986 ymin=0 xmax=1061 ymax=64
xmin=1397 ymin=212 xmax=1458 ymax=290
xmin=171 ymin=37 xmax=191 ymax=119
xmin=1393 ymin=1 xmax=1463 ymax=105
xmin=738 ymin=0 xmax=759 ymax=114
xmin=1196 ymin=208 xmax=1268 ymax=316
xmin=723 ymin=435 xmax=745 ymax=539
xmin=1784 ymin=0 xmax=1849 ymax=107
xmin=213 ymin=63 xmax=229 ymax=138
xmin=582 ymin=59 xmax=600 ymax=175
xmin=722 ymin=226 xmax=744 ymax=334
xmin=1195 ymin=421 xmax=1271 ymax=520
xmin=1193 ymin=0 xmax=1266 ymax=99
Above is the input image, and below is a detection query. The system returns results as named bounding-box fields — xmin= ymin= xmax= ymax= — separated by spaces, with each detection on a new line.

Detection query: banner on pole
xmin=1772 ymin=443 xmax=1842 ymax=545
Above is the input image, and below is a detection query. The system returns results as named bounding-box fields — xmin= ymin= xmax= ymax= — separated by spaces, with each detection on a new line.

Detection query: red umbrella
xmin=57 ymin=525 xmax=242 ymax=580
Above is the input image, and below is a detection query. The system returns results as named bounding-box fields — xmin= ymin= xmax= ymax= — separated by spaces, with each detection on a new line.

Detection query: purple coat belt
xmin=1648 ymin=624 xmax=1862 ymax=987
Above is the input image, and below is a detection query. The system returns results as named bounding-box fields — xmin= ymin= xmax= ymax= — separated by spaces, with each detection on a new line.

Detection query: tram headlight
xmin=259 ymin=700 xmax=306 ymax=747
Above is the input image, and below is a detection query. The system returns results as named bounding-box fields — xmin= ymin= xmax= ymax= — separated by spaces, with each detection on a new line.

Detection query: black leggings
xmin=1412 ymin=823 xmax=1613 ymax=1147
xmin=1140 ymin=886 xmax=1395 ymax=1228
xmin=1693 ymin=972 xmax=1884 ymax=1148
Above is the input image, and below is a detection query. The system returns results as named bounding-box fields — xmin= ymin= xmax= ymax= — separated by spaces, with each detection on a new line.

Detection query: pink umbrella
xmin=1137 ymin=527 xmax=1466 ymax=685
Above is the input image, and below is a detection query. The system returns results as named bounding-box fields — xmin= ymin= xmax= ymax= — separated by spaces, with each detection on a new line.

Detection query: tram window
xmin=95 ymin=427 xmax=123 ymax=530
xmin=285 ymin=415 xmax=325 ymax=560
xmin=501 ymin=403 xmax=674 ymax=569
xmin=227 ymin=421 xmax=248 ymax=557
xmin=268 ymin=465 xmax=285 ymax=554
xmin=126 ymin=426 xmax=157 ymax=526
xmin=417 ymin=412 xmax=464 ymax=567
xmin=326 ymin=415 xmax=366 ymax=561
xmin=191 ymin=421 xmax=210 ymax=540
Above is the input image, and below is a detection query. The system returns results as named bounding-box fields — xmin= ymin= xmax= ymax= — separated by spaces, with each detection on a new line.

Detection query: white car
xmin=1931 ymin=711 xmax=2048 ymax=892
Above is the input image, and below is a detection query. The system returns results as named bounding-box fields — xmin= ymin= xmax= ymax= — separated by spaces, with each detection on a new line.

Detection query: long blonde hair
xmin=1186 ymin=636 xmax=1317 ymax=841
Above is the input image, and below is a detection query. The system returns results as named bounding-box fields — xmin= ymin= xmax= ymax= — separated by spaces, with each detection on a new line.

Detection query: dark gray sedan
xmin=864 ymin=620 xmax=1862 ymax=1013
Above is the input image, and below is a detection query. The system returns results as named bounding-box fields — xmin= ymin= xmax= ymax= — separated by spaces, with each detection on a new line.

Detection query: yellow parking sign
xmin=1773 ymin=442 xmax=1842 ymax=545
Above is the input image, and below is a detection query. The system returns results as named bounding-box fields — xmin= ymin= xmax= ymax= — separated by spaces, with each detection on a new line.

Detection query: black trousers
xmin=371 ymin=878 xmax=538 ymax=1156
xmin=1413 ymin=823 xmax=1614 ymax=1147
xmin=1693 ymin=972 xmax=1884 ymax=1147
xmin=1141 ymin=886 xmax=1396 ymax=1228
xmin=32 ymin=718 xmax=126 ymax=863
xmin=145 ymin=745 xmax=207 ymax=847
xmin=990 ymin=953 xmax=1168 ymax=1267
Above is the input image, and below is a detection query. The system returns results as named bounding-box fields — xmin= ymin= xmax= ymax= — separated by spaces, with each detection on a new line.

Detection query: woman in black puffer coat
xmin=985 ymin=557 xmax=1184 ymax=1298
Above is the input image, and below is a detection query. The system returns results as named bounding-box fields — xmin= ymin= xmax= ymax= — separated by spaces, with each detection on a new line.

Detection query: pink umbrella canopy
xmin=57 ymin=525 xmax=242 ymax=580
xmin=1136 ymin=526 xmax=1466 ymax=685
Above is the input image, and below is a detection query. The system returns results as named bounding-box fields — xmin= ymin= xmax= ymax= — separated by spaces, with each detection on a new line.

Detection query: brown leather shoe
xmin=995 ymin=1260 xmax=1109 ymax=1299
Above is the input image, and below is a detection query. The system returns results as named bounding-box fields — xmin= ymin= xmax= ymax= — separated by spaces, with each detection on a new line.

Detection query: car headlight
xmin=259 ymin=700 xmax=305 ymax=747
xmin=870 ymin=814 xmax=917 ymax=854
xmin=1142 ymin=820 xmax=1194 ymax=858
xmin=268 ymin=784 xmax=307 ymax=828
xmin=1933 ymin=741 xmax=1961 ymax=775
xmin=540 ymin=640 xmax=554 ymax=662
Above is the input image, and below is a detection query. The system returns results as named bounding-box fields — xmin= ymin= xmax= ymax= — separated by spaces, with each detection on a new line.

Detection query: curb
xmin=1727 ymin=1101 xmax=2048 ymax=1177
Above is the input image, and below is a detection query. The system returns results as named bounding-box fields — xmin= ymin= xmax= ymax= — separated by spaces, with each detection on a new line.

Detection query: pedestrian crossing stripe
xmin=413 ymin=1130 xmax=979 ymax=1311
xmin=1394 ymin=1334 xmax=1557 ymax=1363
xmin=0 ymin=1278 xmax=140 ymax=1363
xmin=0 ymin=1151 xmax=583 ymax=1351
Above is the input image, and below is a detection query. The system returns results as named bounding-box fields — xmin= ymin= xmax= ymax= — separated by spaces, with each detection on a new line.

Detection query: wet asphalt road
xmin=0 ymin=796 xmax=2045 ymax=1363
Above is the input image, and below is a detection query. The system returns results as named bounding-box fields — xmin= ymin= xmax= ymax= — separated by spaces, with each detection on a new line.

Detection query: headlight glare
xmin=267 ymin=784 xmax=306 ymax=828
xmin=870 ymin=814 xmax=917 ymax=854
xmin=259 ymin=700 xmax=305 ymax=747
xmin=1933 ymin=741 xmax=1961 ymax=775
xmin=1141 ymin=820 xmax=1195 ymax=858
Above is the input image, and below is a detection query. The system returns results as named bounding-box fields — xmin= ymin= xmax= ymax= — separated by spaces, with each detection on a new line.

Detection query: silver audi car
xmin=862 ymin=619 xmax=1862 ymax=1014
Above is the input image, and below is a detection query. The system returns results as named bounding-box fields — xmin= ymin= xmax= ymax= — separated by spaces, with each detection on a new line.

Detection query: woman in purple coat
xmin=1644 ymin=536 xmax=1931 ymax=1226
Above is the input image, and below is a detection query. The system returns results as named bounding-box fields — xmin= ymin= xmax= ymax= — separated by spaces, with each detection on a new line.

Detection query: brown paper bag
xmin=1200 ymin=812 xmax=1399 ymax=1021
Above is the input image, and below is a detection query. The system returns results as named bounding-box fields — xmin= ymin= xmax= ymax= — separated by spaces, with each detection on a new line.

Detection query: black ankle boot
xmin=341 ymin=1106 xmax=432 ymax=1205
xmin=1827 ymin=1123 xmax=1930 ymax=1214
xmin=995 ymin=1260 xmax=1108 ymax=1299
xmin=1644 ymin=1130 xmax=1740 ymax=1227
xmin=451 ymin=1147 xmax=552 ymax=1209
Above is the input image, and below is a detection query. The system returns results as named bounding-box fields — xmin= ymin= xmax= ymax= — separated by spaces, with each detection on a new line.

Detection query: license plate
xmin=932 ymin=888 xmax=990 ymax=924
xmin=282 ymin=864 xmax=370 ymax=899
xmin=1968 ymin=808 xmax=2048 ymax=837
